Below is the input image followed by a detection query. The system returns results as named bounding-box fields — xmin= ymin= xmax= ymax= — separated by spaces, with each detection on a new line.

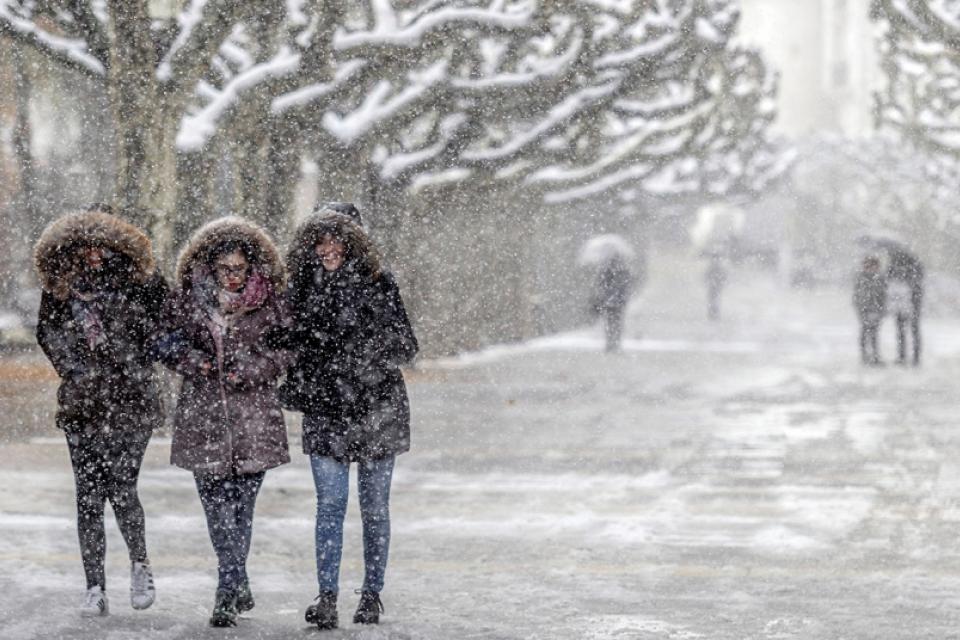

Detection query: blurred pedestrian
xmin=704 ymin=253 xmax=727 ymax=321
xmin=590 ymin=254 xmax=634 ymax=352
xmin=853 ymin=255 xmax=886 ymax=366
xmin=279 ymin=203 xmax=418 ymax=630
xmin=34 ymin=205 xmax=167 ymax=617
xmin=157 ymin=217 xmax=290 ymax=627
xmin=887 ymin=252 xmax=923 ymax=366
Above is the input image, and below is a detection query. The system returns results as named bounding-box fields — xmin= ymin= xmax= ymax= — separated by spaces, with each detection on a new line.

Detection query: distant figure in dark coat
xmin=279 ymin=203 xmax=418 ymax=630
xmin=887 ymin=252 xmax=923 ymax=366
xmin=854 ymin=255 xmax=886 ymax=366
xmin=34 ymin=206 xmax=166 ymax=618
xmin=591 ymin=255 xmax=634 ymax=352
xmin=704 ymin=254 xmax=727 ymax=321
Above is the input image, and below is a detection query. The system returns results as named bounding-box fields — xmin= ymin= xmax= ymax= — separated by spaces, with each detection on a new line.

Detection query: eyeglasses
xmin=215 ymin=264 xmax=249 ymax=277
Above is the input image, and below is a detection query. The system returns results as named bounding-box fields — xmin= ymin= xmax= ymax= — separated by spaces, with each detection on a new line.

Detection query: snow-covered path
xmin=4 ymin=255 xmax=960 ymax=639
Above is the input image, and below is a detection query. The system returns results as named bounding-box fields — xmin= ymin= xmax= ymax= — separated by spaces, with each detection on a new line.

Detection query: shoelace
xmin=85 ymin=590 xmax=105 ymax=609
xmin=354 ymin=589 xmax=384 ymax=613
xmin=132 ymin=564 xmax=154 ymax=591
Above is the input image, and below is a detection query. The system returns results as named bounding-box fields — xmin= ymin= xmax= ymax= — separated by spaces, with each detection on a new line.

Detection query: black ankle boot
xmin=353 ymin=590 xmax=384 ymax=624
xmin=235 ymin=579 xmax=254 ymax=613
xmin=209 ymin=589 xmax=238 ymax=627
xmin=305 ymin=591 xmax=338 ymax=630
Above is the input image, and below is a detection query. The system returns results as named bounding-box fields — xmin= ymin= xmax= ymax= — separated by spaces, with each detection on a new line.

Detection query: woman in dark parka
xmin=157 ymin=217 xmax=289 ymax=627
xmin=34 ymin=206 xmax=166 ymax=617
xmin=280 ymin=204 xmax=417 ymax=630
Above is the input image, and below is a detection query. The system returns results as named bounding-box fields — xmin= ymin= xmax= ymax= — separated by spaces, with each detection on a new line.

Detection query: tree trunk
xmin=264 ymin=123 xmax=302 ymax=240
xmin=5 ymin=44 xmax=42 ymax=306
xmin=107 ymin=2 xmax=180 ymax=257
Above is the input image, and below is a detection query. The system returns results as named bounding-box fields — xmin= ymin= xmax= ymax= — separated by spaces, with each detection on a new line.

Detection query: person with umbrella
xmin=886 ymin=248 xmax=923 ymax=366
xmin=853 ymin=254 xmax=886 ymax=366
xmin=581 ymin=235 xmax=637 ymax=352
xmin=855 ymin=235 xmax=924 ymax=366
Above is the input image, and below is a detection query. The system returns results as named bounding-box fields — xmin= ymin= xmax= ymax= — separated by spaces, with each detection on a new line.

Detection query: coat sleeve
xmin=370 ymin=272 xmax=418 ymax=367
xmin=156 ymin=291 xmax=214 ymax=379
xmin=227 ymin=301 xmax=293 ymax=388
xmin=36 ymin=291 xmax=82 ymax=379
xmin=140 ymin=272 xmax=172 ymax=362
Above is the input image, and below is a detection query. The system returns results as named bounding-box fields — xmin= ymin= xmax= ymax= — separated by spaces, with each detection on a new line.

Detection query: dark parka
xmin=282 ymin=214 xmax=418 ymax=462
xmin=34 ymin=211 xmax=167 ymax=435
xmin=854 ymin=268 xmax=886 ymax=321
xmin=160 ymin=217 xmax=290 ymax=475
xmin=591 ymin=255 xmax=634 ymax=313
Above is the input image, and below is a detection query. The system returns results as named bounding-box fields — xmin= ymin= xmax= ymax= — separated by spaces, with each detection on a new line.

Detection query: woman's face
xmin=76 ymin=246 xmax=105 ymax=271
xmin=315 ymin=234 xmax=346 ymax=272
xmin=214 ymin=250 xmax=250 ymax=293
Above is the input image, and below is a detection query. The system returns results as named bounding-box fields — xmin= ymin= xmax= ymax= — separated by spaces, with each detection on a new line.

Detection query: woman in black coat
xmin=280 ymin=203 xmax=417 ymax=630
xmin=34 ymin=206 xmax=167 ymax=618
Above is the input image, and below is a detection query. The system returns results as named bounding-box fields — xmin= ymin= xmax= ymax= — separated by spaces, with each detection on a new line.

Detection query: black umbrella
xmin=856 ymin=234 xmax=923 ymax=284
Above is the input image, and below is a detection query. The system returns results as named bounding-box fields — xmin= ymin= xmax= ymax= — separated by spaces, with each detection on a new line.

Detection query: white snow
xmin=322 ymin=60 xmax=448 ymax=145
xmin=7 ymin=257 xmax=960 ymax=636
xmin=270 ymin=59 xmax=366 ymax=115
xmin=156 ymin=0 xmax=209 ymax=82
xmin=595 ymin=33 xmax=676 ymax=69
xmin=465 ymin=80 xmax=621 ymax=163
xmin=177 ymin=47 xmax=301 ymax=151
xmin=334 ymin=5 xmax=532 ymax=50
xmin=0 ymin=4 xmax=105 ymax=76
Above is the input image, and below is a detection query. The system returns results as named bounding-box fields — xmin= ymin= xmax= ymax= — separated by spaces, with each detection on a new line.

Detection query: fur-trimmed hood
xmin=34 ymin=211 xmax=156 ymax=300
xmin=286 ymin=213 xmax=381 ymax=285
xmin=175 ymin=216 xmax=285 ymax=291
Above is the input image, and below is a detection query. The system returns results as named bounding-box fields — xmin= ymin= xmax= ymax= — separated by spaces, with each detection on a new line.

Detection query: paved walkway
xmin=3 ymin=254 xmax=960 ymax=638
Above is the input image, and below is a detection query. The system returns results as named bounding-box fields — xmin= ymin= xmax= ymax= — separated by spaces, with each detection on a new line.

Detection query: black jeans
xmin=860 ymin=319 xmax=881 ymax=364
xmin=194 ymin=471 xmax=265 ymax=592
xmin=601 ymin=306 xmax=625 ymax=352
xmin=66 ymin=430 xmax=151 ymax=589
xmin=895 ymin=312 xmax=921 ymax=364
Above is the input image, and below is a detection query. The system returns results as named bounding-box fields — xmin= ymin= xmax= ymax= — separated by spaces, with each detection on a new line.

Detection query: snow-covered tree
xmin=1 ymin=0 xmax=782 ymax=259
xmin=789 ymin=133 xmax=960 ymax=278
xmin=871 ymin=0 xmax=960 ymax=155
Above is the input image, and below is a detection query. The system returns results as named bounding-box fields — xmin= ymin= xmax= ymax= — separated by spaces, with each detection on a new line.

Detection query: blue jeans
xmin=310 ymin=455 xmax=395 ymax=594
xmin=194 ymin=471 xmax=265 ymax=592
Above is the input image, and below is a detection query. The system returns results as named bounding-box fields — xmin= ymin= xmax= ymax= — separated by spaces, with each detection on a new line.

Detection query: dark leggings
xmin=860 ymin=319 xmax=881 ymax=364
xmin=895 ymin=313 xmax=921 ymax=364
xmin=194 ymin=471 xmax=265 ymax=592
xmin=66 ymin=430 xmax=151 ymax=589
xmin=601 ymin=306 xmax=625 ymax=352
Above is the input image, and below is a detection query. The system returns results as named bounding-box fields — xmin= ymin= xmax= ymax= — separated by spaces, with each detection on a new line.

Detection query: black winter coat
xmin=592 ymin=257 xmax=633 ymax=313
xmin=37 ymin=270 xmax=167 ymax=434
xmin=283 ymin=265 xmax=418 ymax=462
xmin=854 ymin=271 xmax=886 ymax=321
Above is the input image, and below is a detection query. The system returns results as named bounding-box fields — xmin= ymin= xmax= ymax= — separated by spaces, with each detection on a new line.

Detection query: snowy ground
xmin=5 ymin=252 xmax=960 ymax=639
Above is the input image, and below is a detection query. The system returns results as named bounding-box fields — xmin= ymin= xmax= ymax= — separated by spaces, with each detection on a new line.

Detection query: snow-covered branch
xmin=873 ymin=0 xmax=960 ymax=157
xmin=0 ymin=1 xmax=106 ymax=77
xmin=177 ymin=47 xmax=301 ymax=151
xmin=157 ymin=0 xmax=249 ymax=93
xmin=333 ymin=3 xmax=534 ymax=51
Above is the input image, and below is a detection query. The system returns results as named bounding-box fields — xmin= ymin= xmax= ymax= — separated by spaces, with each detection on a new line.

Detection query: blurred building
xmin=739 ymin=0 xmax=881 ymax=136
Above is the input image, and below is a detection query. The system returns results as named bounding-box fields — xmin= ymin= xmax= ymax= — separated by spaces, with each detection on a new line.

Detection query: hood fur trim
xmin=33 ymin=211 xmax=155 ymax=300
xmin=286 ymin=214 xmax=381 ymax=284
xmin=175 ymin=216 xmax=285 ymax=290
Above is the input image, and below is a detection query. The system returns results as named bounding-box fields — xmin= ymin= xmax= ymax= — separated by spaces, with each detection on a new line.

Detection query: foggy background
xmin=3 ymin=2 xmax=960 ymax=638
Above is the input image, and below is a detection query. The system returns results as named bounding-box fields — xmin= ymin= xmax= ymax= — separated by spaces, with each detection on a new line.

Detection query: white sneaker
xmin=80 ymin=586 xmax=109 ymax=617
xmin=130 ymin=561 xmax=156 ymax=610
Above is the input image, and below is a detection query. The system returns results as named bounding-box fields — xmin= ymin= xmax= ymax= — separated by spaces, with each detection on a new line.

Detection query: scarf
xmin=68 ymin=275 xmax=123 ymax=351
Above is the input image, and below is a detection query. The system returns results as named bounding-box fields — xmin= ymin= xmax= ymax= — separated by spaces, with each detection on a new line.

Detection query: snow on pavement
xmin=4 ymin=259 xmax=960 ymax=638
